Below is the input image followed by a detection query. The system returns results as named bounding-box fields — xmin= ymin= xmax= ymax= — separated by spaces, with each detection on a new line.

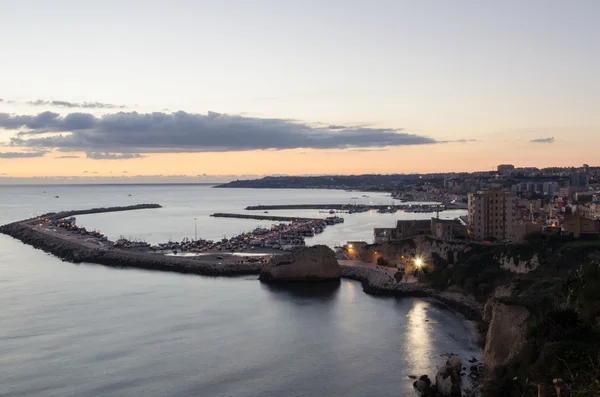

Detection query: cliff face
xmin=483 ymin=297 xmax=531 ymax=374
xmin=259 ymin=245 xmax=341 ymax=281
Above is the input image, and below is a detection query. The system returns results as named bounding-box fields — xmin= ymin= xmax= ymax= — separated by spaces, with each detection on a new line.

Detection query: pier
xmin=210 ymin=213 xmax=321 ymax=222
xmin=244 ymin=203 xmax=448 ymax=213
xmin=43 ymin=203 xmax=162 ymax=220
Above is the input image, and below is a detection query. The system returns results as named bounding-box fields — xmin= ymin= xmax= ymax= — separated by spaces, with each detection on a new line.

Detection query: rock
xmin=447 ymin=357 xmax=462 ymax=374
xmin=407 ymin=375 xmax=417 ymax=379
xmin=259 ymin=245 xmax=341 ymax=281
xmin=484 ymin=298 xmax=531 ymax=374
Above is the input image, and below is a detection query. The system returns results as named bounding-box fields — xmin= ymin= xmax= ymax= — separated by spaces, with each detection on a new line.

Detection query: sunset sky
xmin=1 ymin=0 xmax=599 ymax=182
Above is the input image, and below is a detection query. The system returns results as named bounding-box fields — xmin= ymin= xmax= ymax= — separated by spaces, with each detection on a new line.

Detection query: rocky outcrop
xmin=435 ymin=357 xmax=462 ymax=396
xmin=499 ymin=253 xmax=540 ymax=273
xmin=259 ymin=245 xmax=341 ymax=281
xmin=414 ymin=357 xmax=463 ymax=397
xmin=483 ymin=298 xmax=531 ymax=374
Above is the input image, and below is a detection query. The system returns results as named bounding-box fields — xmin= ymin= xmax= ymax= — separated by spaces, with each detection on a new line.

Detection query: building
xmin=395 ymin=219 xmax=431 ymax=239
xmin=562 ymin=214 xmax=600 ymax=238
xmin=430 ymin=218 xmax=467 ymax=241
xmin=512 ymin=221 xmax=543 ymax=243
xmin=497 ymin=164 xmax=515 ymax=174
xmin=543 ymin=181 xmax=559 ymax=196
xmin=571 ymin=172 xmax=589 ymax=187
xmin=559 ymin=185 xmax=587 ymax=199
xmin=576 ymin=202 xmax=600 ymax=220
xmin=373 ymin=228 xmax=395 ymax=243
xmin=468 ymin=187 xmax=516 ymax=241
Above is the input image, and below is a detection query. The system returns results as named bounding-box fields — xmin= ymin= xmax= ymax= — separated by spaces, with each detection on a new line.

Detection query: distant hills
xmin=214 ymin=174 xmax=428 ymax=191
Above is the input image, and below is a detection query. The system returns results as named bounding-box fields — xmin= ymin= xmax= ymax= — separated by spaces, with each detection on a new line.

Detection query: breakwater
xmin=210 ymin=213 xmax=321 ymax=221
xmin=0 ymin=222 xmax=264 ymax=276
xmin=43 ymin=203 xmax=162 ymax=220
xmin=244 ymin=203 xmax=446 ymax=212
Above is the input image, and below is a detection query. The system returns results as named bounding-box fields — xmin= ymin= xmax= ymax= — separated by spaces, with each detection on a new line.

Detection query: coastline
xmin=0 ymin=219 xmax=485 ymax=333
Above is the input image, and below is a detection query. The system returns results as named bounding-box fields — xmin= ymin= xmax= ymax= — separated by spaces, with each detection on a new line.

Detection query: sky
xmin=1 ymin=0 xmax=599 ymax=182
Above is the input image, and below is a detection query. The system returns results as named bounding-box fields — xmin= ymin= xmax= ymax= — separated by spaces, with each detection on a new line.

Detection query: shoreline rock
xmin=259 ymin=245 xmax=341 ymax=281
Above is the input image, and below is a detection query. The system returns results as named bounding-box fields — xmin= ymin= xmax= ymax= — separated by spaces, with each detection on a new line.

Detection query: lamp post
xmin=194 ymin=218 xmax=197 ymax=241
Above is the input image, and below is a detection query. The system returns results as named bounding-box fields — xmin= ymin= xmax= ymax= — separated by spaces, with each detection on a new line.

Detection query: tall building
xmin=497 ymin=164 xmax=515 ymax=174
xmin=571 ymin=172 xmax=589 ymax=187
xmin=468 ymin=187 xmax=516 ymax=241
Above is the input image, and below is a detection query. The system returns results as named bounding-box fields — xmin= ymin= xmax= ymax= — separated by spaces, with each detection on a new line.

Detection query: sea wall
xmin=0 ymin=222 xmax=264 ymax=276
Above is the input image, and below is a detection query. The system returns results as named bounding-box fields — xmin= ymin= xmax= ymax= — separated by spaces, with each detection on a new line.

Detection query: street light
xmin=415 ymin=258 xmax=423 ymax=268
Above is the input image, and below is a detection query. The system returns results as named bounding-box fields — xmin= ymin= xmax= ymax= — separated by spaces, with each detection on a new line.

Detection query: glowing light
xmin=415 ymin=258 xmax=423 ymax=267
xmin=348 ymin=244 xmax=353 ymax=248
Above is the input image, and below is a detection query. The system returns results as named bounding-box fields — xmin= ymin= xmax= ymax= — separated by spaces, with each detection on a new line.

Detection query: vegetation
xmin=419 ymin=235 xmax=600 ymax=396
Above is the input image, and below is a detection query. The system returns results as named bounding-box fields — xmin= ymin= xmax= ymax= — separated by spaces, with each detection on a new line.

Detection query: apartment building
xmin=468 ymin=188 xmax=516 ymax=241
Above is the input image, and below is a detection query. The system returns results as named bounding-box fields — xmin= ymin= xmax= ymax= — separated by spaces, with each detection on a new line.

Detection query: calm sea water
xmin=0 ymin=185 xmax=477 ymax=397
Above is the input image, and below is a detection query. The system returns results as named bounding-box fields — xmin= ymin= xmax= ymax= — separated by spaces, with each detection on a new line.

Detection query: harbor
xmin=9 ymin=205 xmax=348 ymax=265
xmin=244 ymin=203 xmax=452 ymax=213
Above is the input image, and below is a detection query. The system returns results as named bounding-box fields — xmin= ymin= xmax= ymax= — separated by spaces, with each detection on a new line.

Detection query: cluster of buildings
xmin=370 ymin=163 xmax=600 ymax=245
xmin=467 ymin=186 xmax=600 ymax=242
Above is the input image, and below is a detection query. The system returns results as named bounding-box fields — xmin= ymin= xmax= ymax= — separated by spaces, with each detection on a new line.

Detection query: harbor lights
xmin=414 ymin=257 xmax=423 ymax=268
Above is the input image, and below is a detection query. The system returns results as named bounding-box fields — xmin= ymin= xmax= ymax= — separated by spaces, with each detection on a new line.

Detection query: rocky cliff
xmin=259 ymin=245 xmax=341 ymax=281
xmin=483 ymin=298 xmax=531 ymax=374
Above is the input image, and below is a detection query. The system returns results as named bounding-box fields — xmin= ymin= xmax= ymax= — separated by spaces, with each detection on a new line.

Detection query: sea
xmin=0 ymin=184 xmax=478 ymax=397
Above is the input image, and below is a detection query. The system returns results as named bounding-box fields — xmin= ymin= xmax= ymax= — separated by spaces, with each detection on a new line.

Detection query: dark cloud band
xmin=2 ymin=110 xmax=438 ymax=153
xmin=530 ymin=137 xmax=555 ymax=143
xmin=0 ymin=151 xmax=47 ymax=159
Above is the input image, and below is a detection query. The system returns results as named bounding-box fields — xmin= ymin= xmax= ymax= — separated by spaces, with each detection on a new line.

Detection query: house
xmin=430 ymin=218 xmax=467 ymax=241
xmin=562 ymin=215 xmax=600 ymax=238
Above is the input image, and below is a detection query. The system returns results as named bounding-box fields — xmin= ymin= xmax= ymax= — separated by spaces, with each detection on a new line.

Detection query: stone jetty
xmin=210 ymin=213 xmax=321 ymax=222
xmin=0 ymin=221 xmax=265 ymax=276
xmin=42 ymin=203 xmax=162 ymax=219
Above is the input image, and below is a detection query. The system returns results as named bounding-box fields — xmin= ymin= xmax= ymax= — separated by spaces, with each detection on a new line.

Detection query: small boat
xmin=264 ymin=211 xmax=269 ymax=213
xmin=55 ymin=196 xmax=59 ymax=198
xmin=128 ymin=194 xmax=132 ymax=197
xmin=329 ymin=210 xmax=335 ymax=214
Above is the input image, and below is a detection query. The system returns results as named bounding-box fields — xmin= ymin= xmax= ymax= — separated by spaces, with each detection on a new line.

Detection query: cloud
xmin=56 ymin=155 xmax=80 ymax=159
xmin=82 ymin=171 xmax=98 ymax=174
xmin=27 ymin=99 xmax=126 ymax=109
xmin=0 ymin=151 xmax=47 ymax=159
xmin=3 ymin=111 xmax=439 ymax=153
xmin=530 ymin=137 xmax=555 ymax=143
xmin=86 ymin=152 xmax=145 ymax=160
